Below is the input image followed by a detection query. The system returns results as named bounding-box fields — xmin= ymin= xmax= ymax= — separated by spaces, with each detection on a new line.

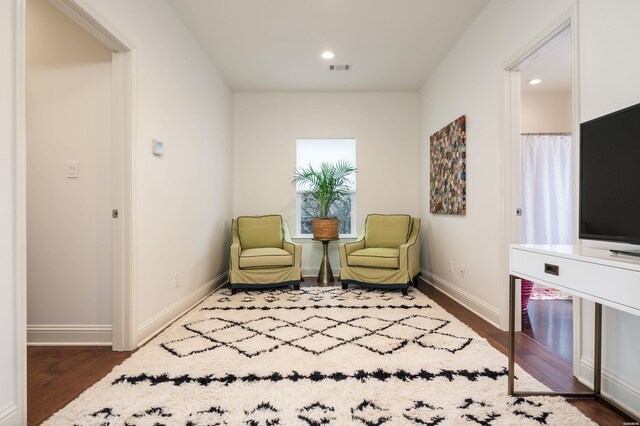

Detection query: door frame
xmin=16 ymin=0 xmax=136 ymax=421
xmin=499 ymin=4 xmax=581 ymax=373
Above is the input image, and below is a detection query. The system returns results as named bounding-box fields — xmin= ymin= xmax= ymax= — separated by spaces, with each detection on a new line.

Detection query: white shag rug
xmin=45 ymin=287 xmax=595 ymax=425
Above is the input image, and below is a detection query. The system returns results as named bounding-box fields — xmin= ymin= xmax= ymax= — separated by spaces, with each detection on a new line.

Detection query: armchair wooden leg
xmin=293 ymin=284 xmax=300 ymax=290
xmin=342 ymin=283 xmax=348 ymax=290
xmin=231 ymin=288 xmax=236 ymax=295
xmin=402 ymin=287 xmax=408 ymax=296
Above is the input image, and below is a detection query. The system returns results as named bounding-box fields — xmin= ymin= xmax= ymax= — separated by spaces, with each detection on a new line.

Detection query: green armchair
xmin=229 ymin=215 xmax=302 ymax=294
xmin=339 ymin=214 xmax=421 ymax=295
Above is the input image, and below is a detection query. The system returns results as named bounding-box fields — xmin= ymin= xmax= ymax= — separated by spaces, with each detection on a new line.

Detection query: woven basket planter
xmin=311 ymin=218 xmax=339 ymax=239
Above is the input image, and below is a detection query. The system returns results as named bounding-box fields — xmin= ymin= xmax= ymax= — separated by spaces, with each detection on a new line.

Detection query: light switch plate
xmin=67 ymin=161 xmax=78 ymax=178
xmin=152 ymin=139 xmax=164 ymax=156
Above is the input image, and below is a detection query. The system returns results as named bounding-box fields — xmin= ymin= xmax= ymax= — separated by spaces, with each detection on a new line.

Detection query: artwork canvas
xmin=430 ymin=115 xmax=466 ymax=215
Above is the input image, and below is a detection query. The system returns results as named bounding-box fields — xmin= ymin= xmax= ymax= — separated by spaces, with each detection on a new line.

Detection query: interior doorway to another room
xmin=516 ymin=27 xmax=574 ymax=362
xmin=23 ymin=0 xmax=135 ymax=422
xmin=26 ymin=0 xmax=114 ymax=347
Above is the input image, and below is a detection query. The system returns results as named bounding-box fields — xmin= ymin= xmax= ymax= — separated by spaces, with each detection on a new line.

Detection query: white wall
xmin=521 ymin=90 xmax=572 ymax=133
xmin=576 ymin=0 xmax=640 ymax=415
xmin=26 ymin=0 xmax=113 ymax=343
xmin=80 ymin=0 xmax=233 ymax=334
xmin=0 ymin=0 xmax=20 ymax=422
xmin=418 ymin=0 xmax=640 ymax=414
xmin=233 ymin=92 xmax=419 ymax=273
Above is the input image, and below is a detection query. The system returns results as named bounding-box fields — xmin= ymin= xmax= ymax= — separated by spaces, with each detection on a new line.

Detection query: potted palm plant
xmin=292 ymin=160 xmax=357 ymax=239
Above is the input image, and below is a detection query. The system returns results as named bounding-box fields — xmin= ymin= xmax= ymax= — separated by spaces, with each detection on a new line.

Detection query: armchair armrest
xmin=230 ymin=219 xmax=242 ymax=271
xmin=340 ymin=229 xmax=365 ymax=267
xmin=343 ymin=239 xmax=365 ymax=255
xmin=399 ymin=218 xmax=421 ymax=276
xmin=345 ymin=227 xmax=366 ymax=254
xmin=282 ymin=220 xmax=302 ymax=268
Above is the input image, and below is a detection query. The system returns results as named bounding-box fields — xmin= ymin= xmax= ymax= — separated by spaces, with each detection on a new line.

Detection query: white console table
xmin=509 ymin=244 xmax=640 ymax=419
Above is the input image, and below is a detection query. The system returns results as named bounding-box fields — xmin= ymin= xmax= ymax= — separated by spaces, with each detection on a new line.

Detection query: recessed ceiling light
xmin=528 ymin=78 xmax=542 ymax=85
xmin=321 ymin=51 xmax=335 ymax=60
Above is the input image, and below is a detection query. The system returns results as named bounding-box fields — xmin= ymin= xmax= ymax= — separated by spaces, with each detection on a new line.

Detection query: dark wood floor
xmin=28 ymin=280 xmax=631 ymax=425
xmin=28 ymin=346 xmax=132 ymax=426
xmin=522 ymin=299 xmax=574 ymax=361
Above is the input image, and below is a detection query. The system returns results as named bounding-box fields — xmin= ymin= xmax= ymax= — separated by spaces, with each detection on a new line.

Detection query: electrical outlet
xmin=460 ymin=265 xmax=466 ymax=278
xmin=449 ymin=260 xmax=454 ymax=273
xmin=173 ymin=273 xmax=180 ymax=288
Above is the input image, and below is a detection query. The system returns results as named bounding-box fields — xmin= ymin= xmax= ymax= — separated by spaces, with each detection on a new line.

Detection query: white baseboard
xmin=136 ymin=273 xmax=227 ymax=347
xmin=0 ymin=402 xmax=18 ymax=425
xmin=420 ymin=269 xmax=501 ymax=328
xmin=578 ymin=356 xmax=640 ymax=418
xmin=27 ymin=324 xmax=112 ymax=346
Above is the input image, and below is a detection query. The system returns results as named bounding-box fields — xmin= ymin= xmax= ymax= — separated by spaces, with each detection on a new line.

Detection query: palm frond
xmin=292 ymin=160 xmax=357 ymax=218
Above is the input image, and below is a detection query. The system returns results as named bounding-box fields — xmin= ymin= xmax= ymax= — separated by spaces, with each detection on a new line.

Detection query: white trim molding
xmin=49 ymin=0 xmax=131 ymax=51
xmin=420 ymin=270 xmax=501 ymax=328
xmin=0 ymin=402 xmax=18 ymax=425
xmin=15 ymin=0 xmax=27 ymax=423
xmin=27 ymin=325 xmax=112 ymax=346
xmin=110 ymin=47 xmax=137 ymax=352
xmin=137 ymin=273 xmax=228 ymax=347
xmin=578 ymin=356 xmax=640 ymax=419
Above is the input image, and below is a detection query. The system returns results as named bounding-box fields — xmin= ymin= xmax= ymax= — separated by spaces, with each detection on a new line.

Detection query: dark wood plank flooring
xmin=27 ymin=280 xmax=631 ymax=425
xmin=522 ymin=299 xmax=574 ymax=362
xmin=28 ymin=346 xmax=132 ymax=426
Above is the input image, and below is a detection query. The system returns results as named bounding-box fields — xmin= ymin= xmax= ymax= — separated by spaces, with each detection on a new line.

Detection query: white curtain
xmin=520 ymin=134 xmax=573 ymax=244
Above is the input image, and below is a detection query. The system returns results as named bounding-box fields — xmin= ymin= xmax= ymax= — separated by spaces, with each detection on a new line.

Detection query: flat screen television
xmin=579 ymin=102 xmax=640 ymax=253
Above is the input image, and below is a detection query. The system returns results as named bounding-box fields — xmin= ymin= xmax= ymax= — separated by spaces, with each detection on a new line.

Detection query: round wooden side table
xmin=313 ymin=238 xmax=338 ymax=285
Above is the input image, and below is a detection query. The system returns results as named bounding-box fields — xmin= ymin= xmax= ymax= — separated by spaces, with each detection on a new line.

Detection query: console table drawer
xmin=511 ymin=248 xmax=640 ymax=314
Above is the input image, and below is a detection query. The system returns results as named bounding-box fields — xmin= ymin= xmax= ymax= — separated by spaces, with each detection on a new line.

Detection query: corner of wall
xmin=136 ymin=273 xmax=228 ymax=347
xmin=420 ymin=270 xmax=501 ymax=328
xmin=0 ymin=403 xmax=19 ymax=425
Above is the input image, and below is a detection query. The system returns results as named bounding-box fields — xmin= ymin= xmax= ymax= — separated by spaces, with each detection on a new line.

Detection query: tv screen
xmin=580 ymin=102 xmax=640 ymax=245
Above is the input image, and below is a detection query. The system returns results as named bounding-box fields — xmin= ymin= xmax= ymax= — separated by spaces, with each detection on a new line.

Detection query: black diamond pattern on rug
xmin=161 ymin=314 xmax=473 ymax=358
xmin=244 ymin=402 xmax=280 ymax=426
xmin=124 ymin=406 xmax=172 ymax=425
xmin=297 ymin=402 xmax=336 ymax=425
xmin=510 ymin=398 xmax=552 ymax=424
xmin=214 ymin=287 xmax=416 ymax=304
xmin=351 ymin=400 xmax=391 ymax=425
xmin=403 ymin=401 xmax=445 ymax=425
xmin=186 ymin=406 xmax=226 ymax=426
xmin=44 ymin=288 xmax=594 ymax=425
xmin=69 ymin=398 xmax=561 ymax=426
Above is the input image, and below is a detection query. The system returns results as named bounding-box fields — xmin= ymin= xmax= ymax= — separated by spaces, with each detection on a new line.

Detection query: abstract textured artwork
xmin=430 ymin=115 xmax=467 ymax=215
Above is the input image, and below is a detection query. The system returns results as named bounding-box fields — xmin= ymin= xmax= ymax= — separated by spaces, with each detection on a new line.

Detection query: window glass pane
xmin=296 ymin=138 xmax=356 ymax=236
xmin=300 ymin=193 xmax=352 ymax=235
xmin=296 ymin=139 xmax=356 ymax=190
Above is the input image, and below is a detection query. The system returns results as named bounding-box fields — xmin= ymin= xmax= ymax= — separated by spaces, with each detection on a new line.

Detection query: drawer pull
xmin=544 ymin=263 xmax=559 ymax=276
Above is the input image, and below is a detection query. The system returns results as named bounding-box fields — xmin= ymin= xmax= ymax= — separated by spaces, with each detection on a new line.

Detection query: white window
xmin=296 ymin=138 xmax=356 ymax=237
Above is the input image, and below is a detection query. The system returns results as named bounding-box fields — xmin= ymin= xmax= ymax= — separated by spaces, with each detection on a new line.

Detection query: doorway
xmin=500 ymin=7 xmax=581 ymax=375
xmin=517 ymin=27 xmax=574 ymax=361
xmin=26 ymin=0 xmax=114 ymax=346
xmin=16 ymin=0 xmax=135 ymax=422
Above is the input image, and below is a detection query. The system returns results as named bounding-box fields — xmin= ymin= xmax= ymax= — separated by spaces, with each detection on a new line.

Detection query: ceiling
xmin=520 ymin=28 xmax=572 ymax=92
xmin=167 ymin=0 xmax=489 ymax=92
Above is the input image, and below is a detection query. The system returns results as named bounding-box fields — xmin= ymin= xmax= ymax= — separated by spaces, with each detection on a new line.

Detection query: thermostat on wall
xmin=152 ymin=139 xmax=164 ymax=156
